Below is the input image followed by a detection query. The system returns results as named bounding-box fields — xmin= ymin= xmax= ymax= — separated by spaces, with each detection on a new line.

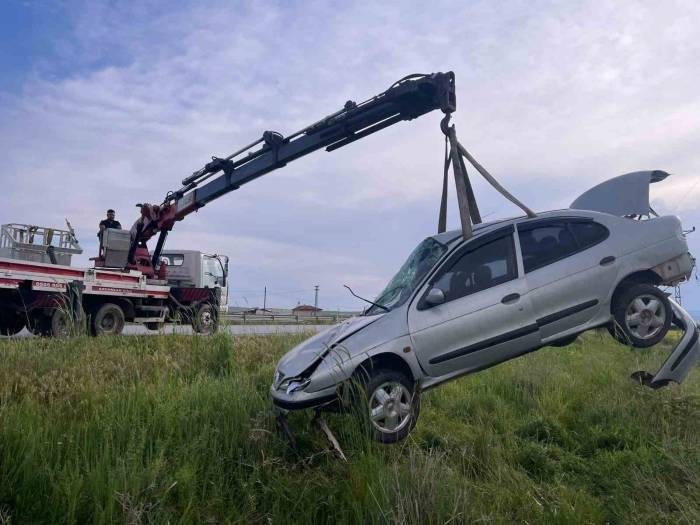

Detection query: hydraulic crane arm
xmin=136 ymin=72 xmax=455 ymax=269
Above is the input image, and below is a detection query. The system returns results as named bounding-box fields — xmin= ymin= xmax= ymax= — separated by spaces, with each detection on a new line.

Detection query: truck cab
xmin=159 ymin=250 xmax=229 ymax=307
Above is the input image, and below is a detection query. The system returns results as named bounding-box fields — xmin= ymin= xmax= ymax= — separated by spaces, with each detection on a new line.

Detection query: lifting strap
xmin=437 ymin=118 xmax=536 ymax=239
xmin=437 ymin=136 xmax=451 ymax=234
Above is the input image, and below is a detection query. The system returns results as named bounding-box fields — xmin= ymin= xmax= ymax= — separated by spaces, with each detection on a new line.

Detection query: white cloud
xmin=1 ymin=0 xmax=699 ymax=309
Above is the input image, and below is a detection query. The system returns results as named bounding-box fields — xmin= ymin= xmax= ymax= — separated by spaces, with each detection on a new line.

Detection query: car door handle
xmin=501 ymin=293 xmax=520 ymax=304
xmin=599 ymin=256 xmax=616 ymax=266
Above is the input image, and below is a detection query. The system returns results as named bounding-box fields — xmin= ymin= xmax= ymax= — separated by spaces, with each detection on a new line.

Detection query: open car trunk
xmin=570 ymin=170 xmax=669 ymax=216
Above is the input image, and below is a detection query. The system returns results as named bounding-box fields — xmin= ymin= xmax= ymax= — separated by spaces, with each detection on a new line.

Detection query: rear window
xmin=519 ymin=219 xmax=609 ymax=273
xmin=568 ymin=221 xmax=609 ymax=249
xmin=519 ymin=223 xmax=577 ymax=273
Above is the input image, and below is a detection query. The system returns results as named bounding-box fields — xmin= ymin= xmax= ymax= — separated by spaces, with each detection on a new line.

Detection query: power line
xmin=672 ymin=178 xmax=700 ymax=214
xmin=228 ymin=288 xmax=308 ymax=294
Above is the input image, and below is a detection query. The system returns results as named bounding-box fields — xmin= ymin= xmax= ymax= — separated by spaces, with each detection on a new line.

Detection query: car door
xmin=517 ymin=216 xmax=618 ymax=341
xmin=407 ymin=225 xmax=541 ymax=378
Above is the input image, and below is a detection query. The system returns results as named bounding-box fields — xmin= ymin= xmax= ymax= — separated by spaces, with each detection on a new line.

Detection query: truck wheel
xmin=192 ymin=303 xmax=217 ymax=334
xmin=360 ymin=368 xmax=420 ymax=444
xmin=91 ymin=303 xmax=125 ymax=336
xmin=610 ymin=283 xmax=672 ymax=348
xmin=0 ymin=309 xmax=25 ymax=336
xmin=48 ymin=308 xmax=71 ymax=338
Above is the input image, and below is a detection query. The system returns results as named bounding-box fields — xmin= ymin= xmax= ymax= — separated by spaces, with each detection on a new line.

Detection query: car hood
xmin=570 ymin=170 xmax=669 ymax=216
xmin=275 ymin=314 xmax=384 ymax=378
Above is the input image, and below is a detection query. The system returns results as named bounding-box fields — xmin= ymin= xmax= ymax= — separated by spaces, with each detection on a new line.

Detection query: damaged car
xmin=271 ymin=171 xmax=698 ymax=443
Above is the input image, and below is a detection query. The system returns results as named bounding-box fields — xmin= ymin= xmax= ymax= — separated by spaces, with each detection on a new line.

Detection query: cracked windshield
xmin=366 ymin=237 xmax=447 ymax=314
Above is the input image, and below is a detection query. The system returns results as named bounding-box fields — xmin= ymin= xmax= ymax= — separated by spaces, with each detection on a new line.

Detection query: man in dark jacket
xmin=98 ymin=209 xmax=122 ymax=243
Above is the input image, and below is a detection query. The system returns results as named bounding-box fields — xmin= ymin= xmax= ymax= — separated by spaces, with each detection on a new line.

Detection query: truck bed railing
xmin=0 ymin=223 xmax=83 ymax=265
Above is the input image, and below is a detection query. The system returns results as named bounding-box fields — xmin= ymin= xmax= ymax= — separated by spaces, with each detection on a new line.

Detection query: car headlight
xmin=274 ymin=370 xmax=284 ymax=388
xmin=286 ymin=378 xmax=311 ymax=394
xmin=277 ymin=376 xmax=311 ymax=394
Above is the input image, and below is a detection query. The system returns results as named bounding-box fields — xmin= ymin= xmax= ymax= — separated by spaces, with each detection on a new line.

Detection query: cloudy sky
xmin=1 ymin=0 xmax=698 ymax=312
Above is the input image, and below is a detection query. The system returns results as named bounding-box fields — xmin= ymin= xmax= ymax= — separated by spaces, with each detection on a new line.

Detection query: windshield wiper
xmin=343 ymin=285 xmax=389 ymax=313
xmin=375 ymin=283 xmax=406 ymax=305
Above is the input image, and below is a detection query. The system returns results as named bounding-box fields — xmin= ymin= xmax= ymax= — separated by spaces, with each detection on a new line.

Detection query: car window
xmin=568 ymin=221 xmax=609 ymax=249
xmin=519 ymin=219 xmax=608 ymax=273
xmin=432 ymin=234 xmax=517 ymax=303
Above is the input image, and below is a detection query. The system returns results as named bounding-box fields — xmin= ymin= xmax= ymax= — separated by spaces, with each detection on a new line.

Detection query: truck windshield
xmin=203 ymin=257 xmax=225 ymax=284
xmin=365 ymin=237 xmax=447 ymax=315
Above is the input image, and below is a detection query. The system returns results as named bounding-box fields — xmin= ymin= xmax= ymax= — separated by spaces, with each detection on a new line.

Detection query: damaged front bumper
xmin=270 ymin=383 xmax=339 ymax=411
xmin=632 ymin=298 xmax=700 ymax=388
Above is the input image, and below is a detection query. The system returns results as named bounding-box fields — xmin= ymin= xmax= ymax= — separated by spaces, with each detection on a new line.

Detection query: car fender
xmin=305 ymin=333 xmax=423 ymax=393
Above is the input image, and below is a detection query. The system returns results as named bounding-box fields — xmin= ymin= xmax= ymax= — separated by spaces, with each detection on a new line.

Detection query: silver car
xmin=271 ymin=172 xmax=698 ymax=442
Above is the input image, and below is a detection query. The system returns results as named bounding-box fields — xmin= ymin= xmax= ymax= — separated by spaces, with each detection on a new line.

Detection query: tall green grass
xmin=0 ymin=332 xmax=698 ymax=524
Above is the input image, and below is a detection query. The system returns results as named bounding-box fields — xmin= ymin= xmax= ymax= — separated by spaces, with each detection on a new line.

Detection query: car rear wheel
xmin=359 ymin=368 xmax=420 ymax=443
xmin=610 ymin=283 xmax=672 ymax=348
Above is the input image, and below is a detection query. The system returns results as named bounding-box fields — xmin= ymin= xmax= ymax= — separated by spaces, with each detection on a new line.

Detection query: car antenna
xmin=343 ymin=285 xmax=389 ymax=313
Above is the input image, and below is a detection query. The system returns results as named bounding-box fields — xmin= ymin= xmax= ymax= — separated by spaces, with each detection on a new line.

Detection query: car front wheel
xmin=362 ymin=368 xmax=420 ymax=443
xmin=610 ymin=283 xmax=672 ymax=348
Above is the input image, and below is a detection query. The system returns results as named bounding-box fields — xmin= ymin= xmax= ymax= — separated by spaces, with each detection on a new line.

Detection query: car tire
xmin=0 ymin=308 xmax=25 ymax=336
xmin=192 ymin=303 xmax=217 ymax=334
xmin=358 ymin=368 xmax=420 ymax=444
xmin=610 ymin=283 xmax=672 ymax=348
xmin=91 ymin=303 xmax=125 ymax=336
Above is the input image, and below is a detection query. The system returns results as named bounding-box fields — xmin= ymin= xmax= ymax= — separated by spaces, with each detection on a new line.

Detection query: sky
xmin=0 ymin=0 xmax=698 ymax=312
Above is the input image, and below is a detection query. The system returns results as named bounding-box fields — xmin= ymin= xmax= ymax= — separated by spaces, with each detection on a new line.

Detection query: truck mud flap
xmin=631 ymin=298 xmax=699 ymax=389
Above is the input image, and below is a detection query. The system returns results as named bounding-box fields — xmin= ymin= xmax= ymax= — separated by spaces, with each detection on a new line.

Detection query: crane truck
xmin=0 ymin=222 xmax=228 ymax=336
xmin=0 ymin=72 xmax=455 ymax=337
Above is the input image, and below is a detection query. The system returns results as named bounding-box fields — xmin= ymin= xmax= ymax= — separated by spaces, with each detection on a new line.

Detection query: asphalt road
xmin=6 ymin=323 xmax=328 ymax=339
xmin=124 ymin=323 xmax=328 ymax=336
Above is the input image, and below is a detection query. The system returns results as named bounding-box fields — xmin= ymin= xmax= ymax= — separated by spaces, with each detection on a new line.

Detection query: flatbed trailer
xmin=0 ymin=224 xmax=225 ymax=337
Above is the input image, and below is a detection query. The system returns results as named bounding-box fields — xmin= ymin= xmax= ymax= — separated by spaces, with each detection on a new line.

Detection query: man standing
xmin=98 ymin=209 xmax=122 ymax=243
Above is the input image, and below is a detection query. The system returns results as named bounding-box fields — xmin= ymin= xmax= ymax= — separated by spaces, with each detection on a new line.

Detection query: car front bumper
xmin=270 ymin=383 xmax=339 ymax=410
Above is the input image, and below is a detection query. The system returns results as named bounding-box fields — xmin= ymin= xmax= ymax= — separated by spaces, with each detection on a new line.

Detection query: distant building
xmin=293 ymin=304 xmax=322 ymax=317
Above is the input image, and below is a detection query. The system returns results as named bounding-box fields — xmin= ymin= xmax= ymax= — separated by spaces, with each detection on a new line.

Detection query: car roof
xmin=431 ymin=209 xmax=616 ymax=245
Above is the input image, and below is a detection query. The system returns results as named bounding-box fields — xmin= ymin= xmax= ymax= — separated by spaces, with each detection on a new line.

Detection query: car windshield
xmin=365 ymin=237 xmax=447 ymax=315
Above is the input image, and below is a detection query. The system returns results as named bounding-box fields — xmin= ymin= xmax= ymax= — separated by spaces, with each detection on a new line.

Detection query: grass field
xmin=0 ymin=331 xmax=698 ymax=524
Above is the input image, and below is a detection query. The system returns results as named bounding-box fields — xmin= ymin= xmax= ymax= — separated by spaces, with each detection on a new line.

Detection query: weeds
xmin=0 ymin=332 xmax=698 ymax=524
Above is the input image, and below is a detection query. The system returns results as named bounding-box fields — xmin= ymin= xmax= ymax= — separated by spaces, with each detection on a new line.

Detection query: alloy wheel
xmin=625 ymin=293 xmax=666 ymax=340
xmin=368 ymin=381 xmax=413 ymax=434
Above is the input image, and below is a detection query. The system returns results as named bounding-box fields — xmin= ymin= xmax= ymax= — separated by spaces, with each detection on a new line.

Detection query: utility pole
xmin=314 ymin=285 xmax=319 ymax=309
xmin=263 ymin=286 xmax=267 ymax=311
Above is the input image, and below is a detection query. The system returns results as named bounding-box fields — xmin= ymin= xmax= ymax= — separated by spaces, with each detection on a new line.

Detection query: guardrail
xmin=222 ymin=312 xmax=355 ymax=324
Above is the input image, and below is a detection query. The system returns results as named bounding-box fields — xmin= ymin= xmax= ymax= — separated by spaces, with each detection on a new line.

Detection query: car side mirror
xmin=425 ymin=287 xmax=446 ymax=306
